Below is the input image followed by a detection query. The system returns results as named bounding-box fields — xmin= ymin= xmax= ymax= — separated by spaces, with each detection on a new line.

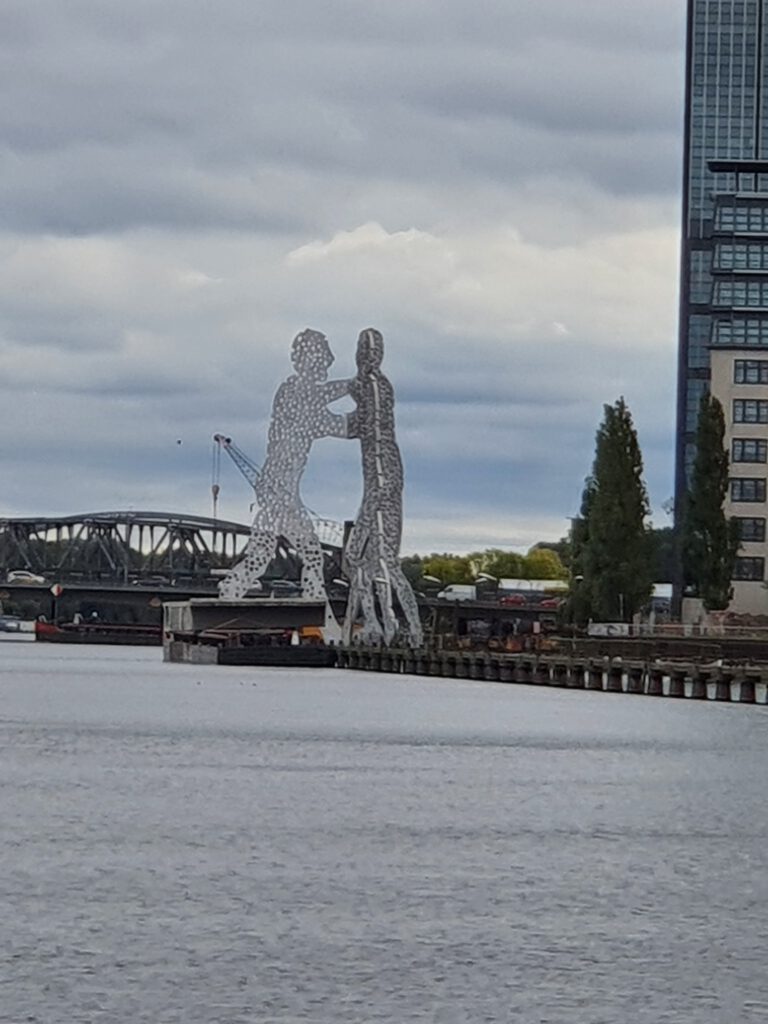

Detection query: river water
xmin=3 ymin=644 xmax=768 ymax=1023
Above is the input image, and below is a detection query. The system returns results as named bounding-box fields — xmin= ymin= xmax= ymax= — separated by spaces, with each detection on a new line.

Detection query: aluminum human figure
xmin=342 ymin=328 xmax=423 ymax=646
xmin=219 ymin=329 xmax=349 ymax=600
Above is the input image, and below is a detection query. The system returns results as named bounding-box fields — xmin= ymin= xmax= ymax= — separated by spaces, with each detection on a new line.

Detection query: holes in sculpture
xmin=219 ymin=328 xmax=423 ymax=646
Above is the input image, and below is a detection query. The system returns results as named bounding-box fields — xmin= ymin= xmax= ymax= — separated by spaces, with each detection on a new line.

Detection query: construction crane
xmin=211 ymin=433 xmax=344 ymax=549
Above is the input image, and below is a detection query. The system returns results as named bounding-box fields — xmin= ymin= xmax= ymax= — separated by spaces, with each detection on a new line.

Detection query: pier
xmin=337 ymin=646 xmax=768 ymax=704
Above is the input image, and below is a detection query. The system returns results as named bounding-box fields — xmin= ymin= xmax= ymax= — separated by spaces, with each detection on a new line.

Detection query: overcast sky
xmin=0 ymin=0 xmax=684 ymax=553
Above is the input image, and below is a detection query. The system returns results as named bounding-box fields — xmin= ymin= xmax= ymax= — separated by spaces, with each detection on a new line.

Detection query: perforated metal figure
xmin=219 ymin=329 xmax=350 ymax=600
xmin=342 ymin=328 xmax=423 ymax=646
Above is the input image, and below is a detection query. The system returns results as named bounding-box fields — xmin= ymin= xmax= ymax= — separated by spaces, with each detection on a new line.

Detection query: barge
xmin=163 ymin=598 xmax=334 ymax=666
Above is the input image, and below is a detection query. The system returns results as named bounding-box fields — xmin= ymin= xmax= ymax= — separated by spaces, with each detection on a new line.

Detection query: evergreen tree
xmin=579 ymin=398 xmax=653 ymax=622
xmin=681 ymin=394 xmax=740 ymax=610
xmin=565 ymin=479 xmax=596 ymax=627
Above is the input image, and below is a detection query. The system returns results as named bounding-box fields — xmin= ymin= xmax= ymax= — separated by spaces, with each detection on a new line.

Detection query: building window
xmin=733 ymin=438 xmax=768 ymax=462
xmin=731 ymin=478 xmax=767 ymax=502
xmin=716 ymin=242 xmax=768 ymax=271
xmin=714 ymin=280 xmax=768 ymax=308
xmin=734 ymin=359 xmax=768 ymax=383
xmin=735 ymin=517 xmax=767 ymax=542
xmin=714 ymin=317 xmax=768 ymax=346
xmin=733 ymin=399 xmax=768 ymax=422
xmin=716 ymin=203 xmax=768 ymax=234
xmin=733 ymin=556 xmax=765 ymax=581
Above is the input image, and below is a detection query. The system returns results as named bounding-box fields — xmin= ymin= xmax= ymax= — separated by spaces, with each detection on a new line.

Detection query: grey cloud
xmin=0 ymin=0 xmax=683 ymax=236
xmin=0 ymin=0 xmax=682 ymax=546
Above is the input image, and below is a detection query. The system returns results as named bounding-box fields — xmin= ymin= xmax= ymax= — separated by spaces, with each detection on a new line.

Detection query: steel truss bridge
xmin=0 ymin=511 xmax=342 ymax=586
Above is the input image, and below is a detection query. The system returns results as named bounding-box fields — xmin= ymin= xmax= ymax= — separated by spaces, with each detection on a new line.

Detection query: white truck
xmin=436 ymin=584 xmax=477 ymax=601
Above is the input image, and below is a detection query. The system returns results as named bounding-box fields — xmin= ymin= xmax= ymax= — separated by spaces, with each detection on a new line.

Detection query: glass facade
xmin=676 ymin=1 xmax=768 ymax=505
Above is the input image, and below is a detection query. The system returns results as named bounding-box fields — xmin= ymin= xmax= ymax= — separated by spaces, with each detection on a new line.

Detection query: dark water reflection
xmin=3 ymin=645 xmax=768 ymax=1022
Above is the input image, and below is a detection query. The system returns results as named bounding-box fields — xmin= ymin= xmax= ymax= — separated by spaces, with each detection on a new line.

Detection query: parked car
xmin=268 ymin=580 xmax=302 ymax=598
xmin=7 ymin=570 xmax=46 ymax=585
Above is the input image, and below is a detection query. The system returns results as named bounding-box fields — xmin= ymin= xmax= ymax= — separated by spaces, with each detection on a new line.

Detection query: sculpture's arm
xmin=322 ymin=377 xmax=353 ymax=402
xmin=319 ymin=409 xmax=350 ymax=439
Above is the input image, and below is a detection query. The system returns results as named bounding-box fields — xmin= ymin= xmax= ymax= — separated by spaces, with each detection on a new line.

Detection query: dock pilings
xmin=336 ymin=646 xmax=768 ymax=704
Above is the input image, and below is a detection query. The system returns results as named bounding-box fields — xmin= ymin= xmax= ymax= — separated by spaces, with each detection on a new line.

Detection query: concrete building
xmin=710 ymin=348 xmax=768 ymax=613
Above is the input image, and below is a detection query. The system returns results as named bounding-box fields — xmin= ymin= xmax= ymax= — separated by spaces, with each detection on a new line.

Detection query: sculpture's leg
xmin=390 ymin=564 xmax=424 ymax=647
xmin=342 ymin=579 xmax=362 ymax=645
xmin=359 ymin=577 xmax=384 ymax=645
xmin=289 ymin=511 xmax=327 ymax=600
xmin=375 ymin=572 xmax=398 ymax=646
xmin=342 ymin=522 xmax=370 ymax=643
xmin=219 ymin=528 xmax=275 ymax=599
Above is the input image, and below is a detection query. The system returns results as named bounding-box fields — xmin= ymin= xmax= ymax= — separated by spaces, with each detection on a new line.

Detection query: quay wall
xmin=337 ymin=647 xmax=768 ymax=705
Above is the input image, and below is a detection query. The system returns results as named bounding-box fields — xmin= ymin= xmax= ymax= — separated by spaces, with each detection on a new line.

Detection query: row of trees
xmin=401 ymin=547 xmax=568 ymax=589
xmin=569 ymin=394 xmax=738 ymax=624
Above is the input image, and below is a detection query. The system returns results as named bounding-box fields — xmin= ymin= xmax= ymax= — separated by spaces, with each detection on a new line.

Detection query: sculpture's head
xmin=356 ymin=328 xmax=384 ymax=373
xmin=291 ymin=329 xmax=334 ymax=380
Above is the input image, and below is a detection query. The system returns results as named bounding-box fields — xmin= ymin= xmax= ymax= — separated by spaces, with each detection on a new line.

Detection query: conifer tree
xmin=579 ymin=398 xmax=653 ymax=622
xmin=566 ymin=478 xmax=595 ymax=626
xmin=681 ymin=394 xmax=740 ymax=610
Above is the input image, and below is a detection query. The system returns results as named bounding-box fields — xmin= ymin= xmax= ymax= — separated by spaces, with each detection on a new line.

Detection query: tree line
xmin=401 ymin=547 xmax=569 ymax=590
xmin=406 ymin=393 xmax=737 ymax=624
xmin=569 ymin=393 xmax=736 ymax=624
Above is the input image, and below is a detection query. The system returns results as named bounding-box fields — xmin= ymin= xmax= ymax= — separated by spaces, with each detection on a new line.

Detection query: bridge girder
xmin=0 ymin=511 xmax=340 ymax=585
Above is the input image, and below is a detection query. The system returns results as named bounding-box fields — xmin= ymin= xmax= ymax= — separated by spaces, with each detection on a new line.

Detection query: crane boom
xmin=212 ymin=434 xmax=260 ymax=488
xmin=211 ymin=432 xmax=344 ymax=549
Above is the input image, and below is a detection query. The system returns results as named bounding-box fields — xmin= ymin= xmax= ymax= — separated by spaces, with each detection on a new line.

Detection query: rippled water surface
xmin=3 ymin=644 xmax=768 ymax=1023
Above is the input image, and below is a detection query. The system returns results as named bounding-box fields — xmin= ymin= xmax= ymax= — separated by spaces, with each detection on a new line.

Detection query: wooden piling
xmin=668 ymin=668 xmax=686 ymax=698
xmin=647 ymin=666 xmax=664 ymax=696
xmin=711 ymin=669 xmax=731 ymax=701
xmin=586 ymin=661 xmax=604 ymax=690
xmin=627 ymin=664 xmax=645 ymax=694
xmin=739 ymin=673 xmax=757 ymax=704
xmin=606 ymin=661 xmax=623 ymax=692
xmin=690 ymin=669 xmax=708 ymax=700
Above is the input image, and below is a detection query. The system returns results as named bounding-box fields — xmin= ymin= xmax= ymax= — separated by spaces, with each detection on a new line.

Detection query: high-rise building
xmin=676 ymin=1 xmax=768 ymax=602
